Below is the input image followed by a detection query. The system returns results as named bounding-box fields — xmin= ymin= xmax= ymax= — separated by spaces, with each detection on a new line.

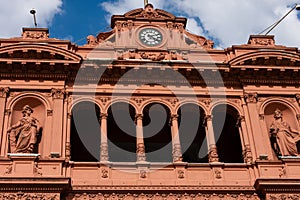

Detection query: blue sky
xmin=1 ymin=0 xmax=300 ymax=48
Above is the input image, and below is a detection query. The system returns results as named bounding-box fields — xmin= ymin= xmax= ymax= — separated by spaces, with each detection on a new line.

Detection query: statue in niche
xmin=7 ymin=105 xmax=41 ymax=153
xmin=270 ymin=109 xmax=300 ymax=156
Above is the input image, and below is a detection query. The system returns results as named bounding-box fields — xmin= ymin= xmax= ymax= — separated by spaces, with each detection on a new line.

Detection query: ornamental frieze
xmin=66 ymin=192 xmax=260 ymax=200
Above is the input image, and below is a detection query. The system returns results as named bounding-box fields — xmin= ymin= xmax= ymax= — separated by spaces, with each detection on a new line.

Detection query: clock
xmin=139 ymin=28 xmax=163 ymax=46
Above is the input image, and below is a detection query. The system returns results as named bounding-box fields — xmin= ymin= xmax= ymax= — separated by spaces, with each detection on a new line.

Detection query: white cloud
xmin=0 ymin=0 xmax=62 ymax=38
xmin=101 ymin=0 xmax=300 ymax=48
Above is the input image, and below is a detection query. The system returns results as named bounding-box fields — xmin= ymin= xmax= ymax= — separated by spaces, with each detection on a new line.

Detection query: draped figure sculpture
xmin=270 ymin=109 xmax=300 ymax=156
xmin=7 ymin=105 xmax=41 ymax=153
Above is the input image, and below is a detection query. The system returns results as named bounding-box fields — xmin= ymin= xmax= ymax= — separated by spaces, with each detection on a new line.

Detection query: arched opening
xmin=143 ymin=103 xmax=172 ymax=162
xmin=10 ymin=97 xmax=45 ymax=155
xmin=71 ymin=101 xmax=100 ymax=162
xmin=212 ymin=104 xmax=243 ymax=163
xmin=107 ymin=102 xmax=136 ymax=162
xmin=264 ymin=103 xmax=300 ymax=157
xmin=178 ymin=103 xmax=208 ymax=163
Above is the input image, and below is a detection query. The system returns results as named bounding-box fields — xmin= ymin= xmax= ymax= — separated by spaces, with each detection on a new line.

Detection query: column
xmin=50 ymin=88 xmax=65 ymax=156
xmin=65 ymin=113 xmax=72 ymax=162
xmin=244 ymin=92 xmax=272 ymax=160
xmin=135 ymin=114 xmax=146 ymax=162
xmin=204 ymin=115 xmax=219 ymax=163
xmin=100 ymin=113 xmax=108 ymax=162
xmin=0 ymin=87 xmax=9 ymax=156
xmin=170 ymin=114 xmax=182 ymax=162
xmin=238 ymin=116 xmax=253 ymax=164
xmin=61 ymin=95 xmax=68 ymax=158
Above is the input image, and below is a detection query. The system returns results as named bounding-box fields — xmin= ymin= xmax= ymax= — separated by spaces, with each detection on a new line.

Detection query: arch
xmin=143 ymin=102 xmax=172 ymax=162
xmin=107 ymin=102 xmax=137 ymax=162
xmin=175 ymin=100 xmax=208 ymax=115
xmin=259 ymin=97 xmax=299 ymax=116
xmin=69 ymin=97 xmax=103 ymax=114
xmin=8 ymin=94 xmax=48 ymax=155
xmin=70 ymin=101 xmax=101 ymax=162
xmin=229 ymin=50 xmax=300 ymax=66
xmin=177 ymin=103 xmax=208 ymax=163
xmin=262 ymin=100 xmax=300 ymax=157
xmin=212 ymin=104 xmax=244 ymax=163
xmin=7 ymin=92 xmax=51 ymax=112
xmin=209 ymin=100 xmax=243 ymax=116
xmin=103 ymin=98 xmax=138 ymax=114
xmin=140 ymin=99 xmax=173 ymax=114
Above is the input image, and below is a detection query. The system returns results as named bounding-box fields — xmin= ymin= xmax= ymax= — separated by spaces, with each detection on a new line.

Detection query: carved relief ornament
xmin=244 ymin=92 xmax=258 ymax=103
xmin=51 ymin=88 xmax=66 ymax=99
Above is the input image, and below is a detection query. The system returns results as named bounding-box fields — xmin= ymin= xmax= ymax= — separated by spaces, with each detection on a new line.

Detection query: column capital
xmin=135 ymin=113 xmax=143 ymax=121
xmin=0 ymin=87 xmax=9 ymax=98
xmin=170 ymin=114 xmax=179 ymax=121
xmin=51 ymin=88 xmax=66 ymax=99
xmin=100 ymin=113 xmax=108 ymax=119
xmin=243 ymin=92 xmax=258 ymax=103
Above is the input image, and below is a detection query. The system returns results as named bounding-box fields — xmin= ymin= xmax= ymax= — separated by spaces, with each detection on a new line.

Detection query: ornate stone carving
xmin=267 ymin=194 xmax=300 ymax=200
xmin=99 ymin=97 xmax=111 ymax=106
xmin=101 ymin=168 xmax=109 ymax=178
xmin=165 ymin=98 xmax=178 ymax=107
xmin=243 ymin=144 xmax=253 ymax=164
xmin=296 ymin=93 xmax=300 ymax=104
xmin=172 ymin=143 xmax=182 ymax=162
xmin=0 ymin=87 xmax=9 ymax=98
xmin=7 ymin=105 xmax=41 ymax=153
xmin=34 ymin=162 xmax=42 ymax=176
xmin=0 ymin=192 xmax=59 ymax=199
xmin=66 ymin=192 xmax=260 ymax=200
xmin=51 ymin=88 xmax=66 ymax=99
xmin=244 ymin=92 xmax=258 ymax=103
xmin=140 ymin=170 xmax=147 ymax=178
xmin=214 ymin=169 xmax=222 ymax=179
xmin=3 ymin=164 xmax=12 ymax=175
xmin=4 ymin=109 xmax=11 ymax=116
xmin=22 ymin=28 xmax=49 ymax=39
xmin=208 ymin=145 xmax=219 ymax=163
xmin=177 ymin=170 xmax=184 ymax=179
xmin=87 ymin=35 xmax=98 ymax=46
xmin=279 ymin=166 xmax=286 ymax=178
xmin=201 ymin=99 xmax=212 ymax=107
xmin=47 ymin=109 xmax=53 ymax=116
xmin=65 ymin=142 xmax=71 ymax=161
xmin=248 ymin=35 xmax=275 ymax=46
xmin=139 ymin=52 xmax=166 ymax=61
xmin=100 ymin=143 xmax=109 ymax=161
xmin=136 ymin=143 xmax=146 ymax=162
xmin=270 ymin=109 xmax=300 ymax=156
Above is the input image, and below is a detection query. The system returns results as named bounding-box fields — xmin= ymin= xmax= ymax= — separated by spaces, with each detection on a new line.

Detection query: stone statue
xmin=7 ymin=105 xmax=41 ymax=153
xmin=270 ymin=109 xmax=300 ymax=156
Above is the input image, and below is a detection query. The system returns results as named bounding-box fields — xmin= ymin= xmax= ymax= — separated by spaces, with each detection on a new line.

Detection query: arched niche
xmin=107 ymin=102 xmax=136 ymax=162
xmin=10 ymin=97 xmax=45 ymax=154
xmin=70 ymin=101 xmax=101 ymax=162
xmin=264 ymin=102 xmax=300 ymax=156
xmin=212 ymin=104 xmax=243 ymax=163
xmin=143 ymin=103 xmax=172 ymax=162
xmin=177 ymin=103 xmax=208 ymax=163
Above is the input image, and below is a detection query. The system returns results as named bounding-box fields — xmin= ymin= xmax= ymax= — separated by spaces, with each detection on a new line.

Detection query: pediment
xmin=0 ymin=43 xmax=82 ymax=64
xmin=124 ymin=6 xmax=176 ymax=20
xmin=229 ymin=50 xmax=300 ymax=67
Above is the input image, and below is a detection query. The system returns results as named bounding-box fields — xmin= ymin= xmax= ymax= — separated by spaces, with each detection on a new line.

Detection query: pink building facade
xmin=0 ymin=4 xmax=299 ymax=200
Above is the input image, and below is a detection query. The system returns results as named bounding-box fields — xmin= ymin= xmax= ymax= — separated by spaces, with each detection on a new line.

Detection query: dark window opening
xmin=178 ymin=104 xmax=208 ymax=163
xmin=213 ymin=105 xmax=243 ymax=163
xmin=107 ymin=102 xmax=136 ymax=162
xmin=143 ymin=103 xmax=172 ymax=162
xmin=71 ymin=102 xmax=100 ymax=162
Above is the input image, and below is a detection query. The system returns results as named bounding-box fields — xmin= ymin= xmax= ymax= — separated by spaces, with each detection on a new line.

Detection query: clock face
xmin=139 ymin=28 xmax=163 ymax=46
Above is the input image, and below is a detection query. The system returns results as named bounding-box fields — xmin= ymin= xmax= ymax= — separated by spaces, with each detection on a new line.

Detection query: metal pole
xmin=264 ymin=4 xmax=298 ymax=35
xmin=144 ymin=0 xmax=148 ymax=7
xmin=30 ymin=9 xmax=37 ymax=28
